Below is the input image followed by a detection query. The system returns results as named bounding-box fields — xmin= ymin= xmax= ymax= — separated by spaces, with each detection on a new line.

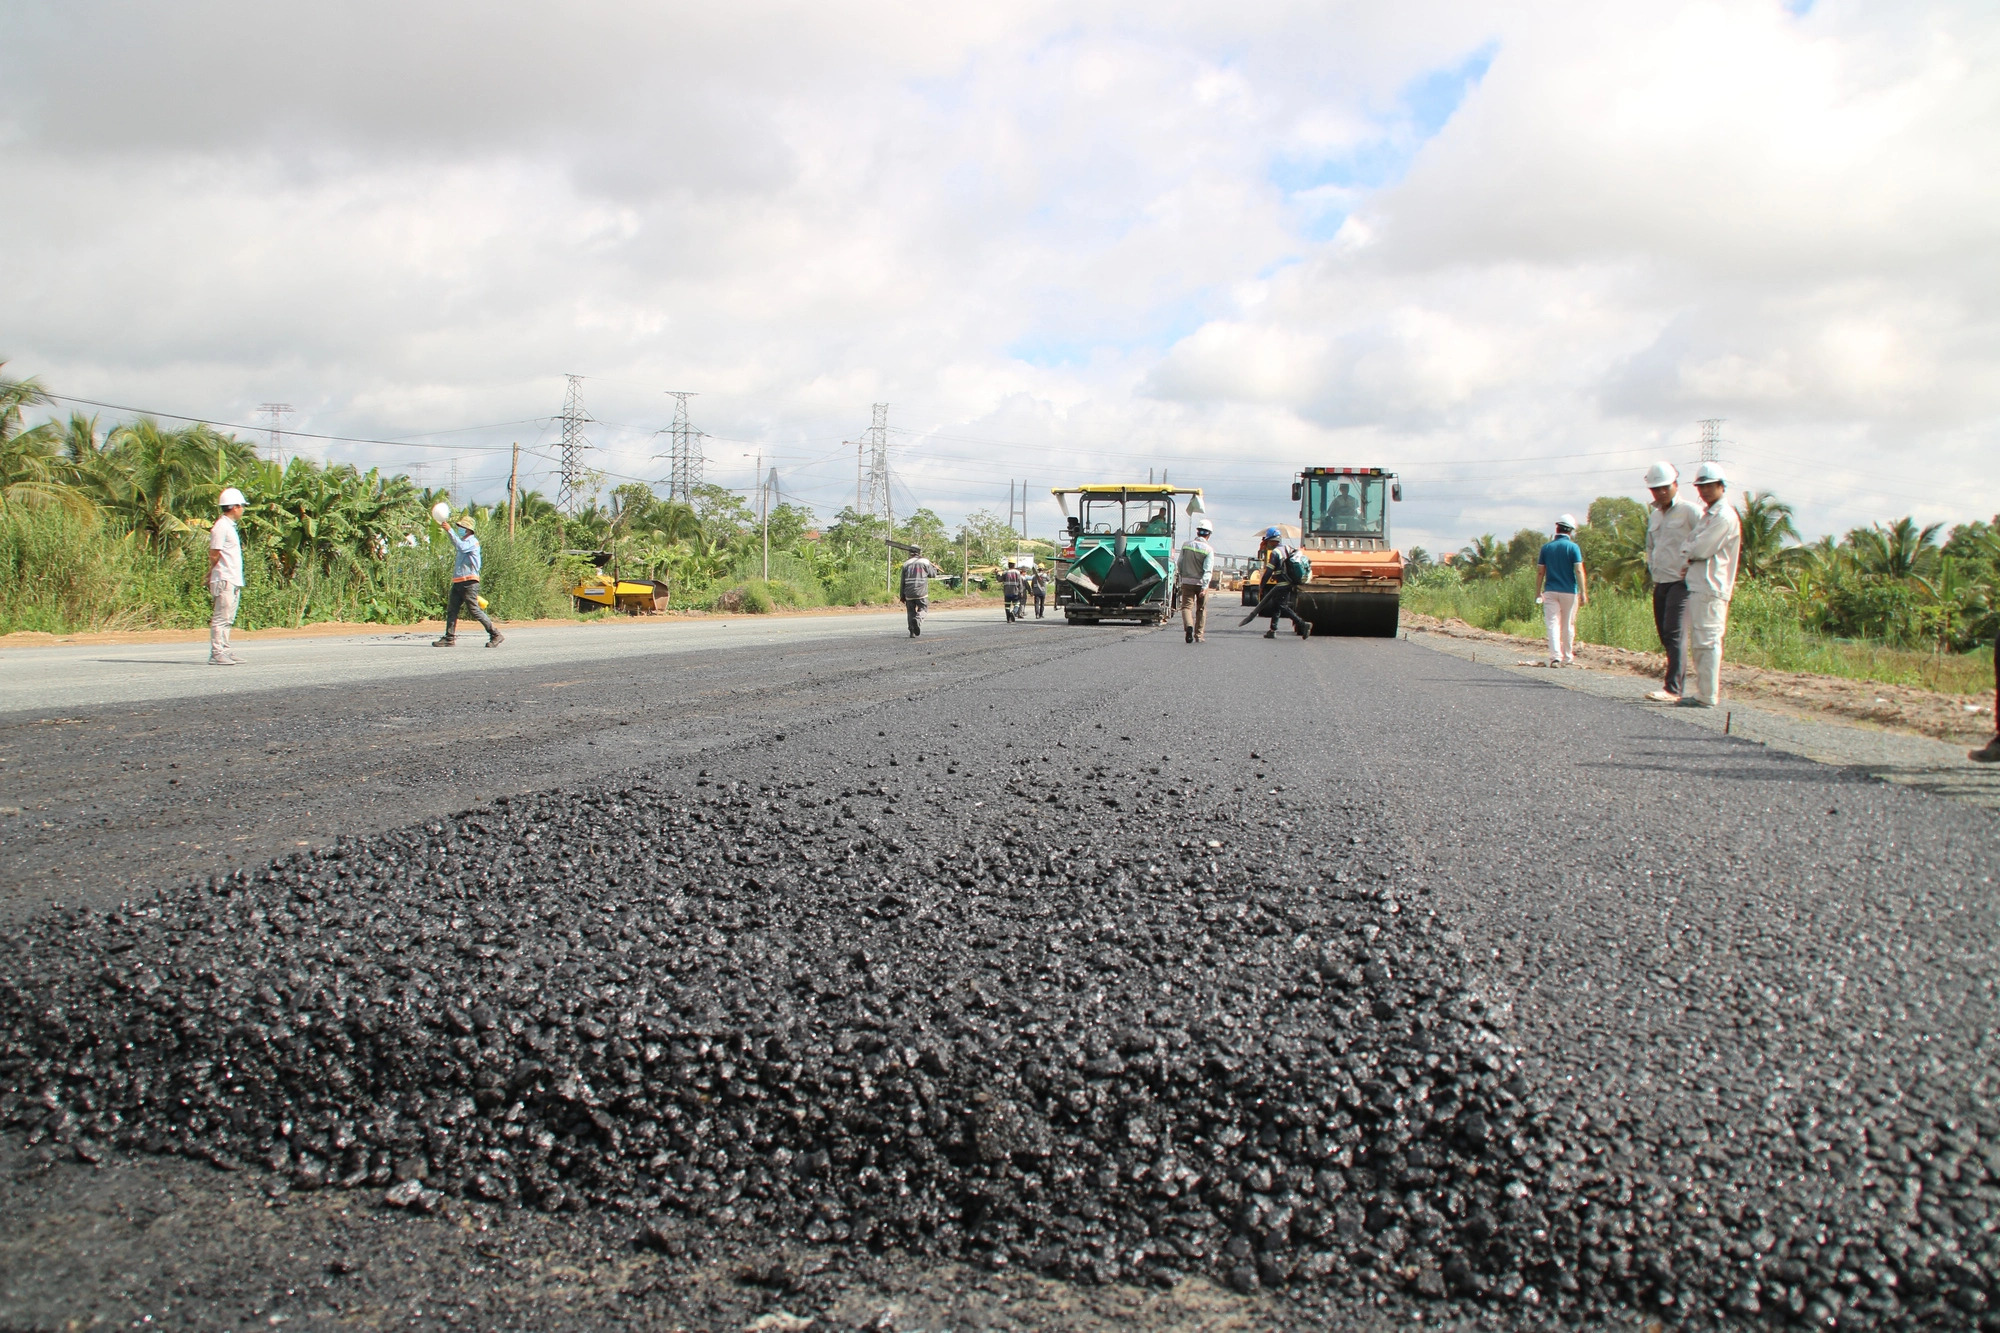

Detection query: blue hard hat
xmin=1264 ymin=526 xmax=1282 ymax=539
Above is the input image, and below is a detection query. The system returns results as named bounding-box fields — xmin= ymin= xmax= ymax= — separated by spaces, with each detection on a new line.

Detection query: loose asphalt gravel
xmin=1 ymin=612 xmax=1997 ymax=1331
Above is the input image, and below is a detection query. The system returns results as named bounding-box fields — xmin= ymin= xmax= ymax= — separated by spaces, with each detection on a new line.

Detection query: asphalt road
xmin=0 ymin=608 xmax=1029 ymax=921
xmin=1 ymin=608 xmax=1996 ymax=1330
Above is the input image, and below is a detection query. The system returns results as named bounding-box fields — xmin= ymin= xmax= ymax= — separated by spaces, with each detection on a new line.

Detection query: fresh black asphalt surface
xmin=2 ymin=613 xmax=1997 ymax=1330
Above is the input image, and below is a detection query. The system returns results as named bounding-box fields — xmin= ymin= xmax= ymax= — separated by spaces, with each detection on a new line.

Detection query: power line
xmin=40 ymin=393 xmax=546 ymax=453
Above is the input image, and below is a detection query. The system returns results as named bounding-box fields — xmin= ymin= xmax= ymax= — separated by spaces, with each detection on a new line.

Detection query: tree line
xmin=0 ymin=370 xmax=1042 ymax=632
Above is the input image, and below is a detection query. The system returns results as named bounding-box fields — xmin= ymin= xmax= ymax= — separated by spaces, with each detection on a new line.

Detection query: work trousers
xmin=1005 ymin=593 xmax=1024 ymax=622
xmin=1685 ymin=591 xmax=1729 ymax=706
xmin=1652 ymin=580 xmax=1689 ymax=696
xmin=1032 ymin=591 xmax=1046 ymax=618
xmin=904 ymin=596 xmax=928 ymax=636
xmin=209 ymin=581 xmax=240 ymax=661
xmin=1265 ymin=585 xmax=1308 ymax=634
xmin=1541 ymin=591 xmax=1577 ymax=663
xmin=1178 ymin=584 xmax=1208 ymax=640
xmin=445 ymin=579 xmax=497 ymax=641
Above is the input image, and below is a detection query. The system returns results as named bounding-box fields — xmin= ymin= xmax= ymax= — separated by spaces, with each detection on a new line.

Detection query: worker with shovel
xmin=1241 ymin=527 xmax=1311 ymax=639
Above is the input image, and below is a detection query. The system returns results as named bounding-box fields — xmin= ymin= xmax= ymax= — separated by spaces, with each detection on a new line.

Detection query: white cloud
xmin=0 ymin=0 xmax=1993 ymax=551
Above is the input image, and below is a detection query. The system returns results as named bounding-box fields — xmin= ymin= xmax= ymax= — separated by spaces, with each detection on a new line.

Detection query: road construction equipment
xmin=569 ymin=552 xmax=670 ymax=614
xmin=1242 ymin=467 xmax=1404 ymax=637
xmin=1051 ymin=484 xmax=1203 ymax=626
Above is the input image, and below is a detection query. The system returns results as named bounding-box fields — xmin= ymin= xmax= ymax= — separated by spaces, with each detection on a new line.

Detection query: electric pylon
xmin=557 ymin=375 xmax=591 ymax=515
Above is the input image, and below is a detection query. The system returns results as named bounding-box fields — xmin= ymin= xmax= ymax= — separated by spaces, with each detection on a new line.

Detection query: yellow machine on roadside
xmin=569 ymin=552 xmax=670 ymax=614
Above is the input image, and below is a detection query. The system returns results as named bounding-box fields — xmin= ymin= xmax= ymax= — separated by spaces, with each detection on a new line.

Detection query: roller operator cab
xmin=1052 ymin=484 xmax=1204 ymax=626
xmin=1242 ymin=468 xmax=1404 ymax=637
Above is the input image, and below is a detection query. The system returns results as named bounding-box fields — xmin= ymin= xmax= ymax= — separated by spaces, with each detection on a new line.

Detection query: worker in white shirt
xmin=1642 ymin=462 xmax=1701 ymax=703
xmin=207 ymin=487 xmax=248 ymax=666
xmin=1679 ymin=462 xmax=1741 ymax=709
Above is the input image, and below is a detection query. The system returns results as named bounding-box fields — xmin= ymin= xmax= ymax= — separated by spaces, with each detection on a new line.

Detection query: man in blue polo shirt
xmin=1536 ymin=515 xmax=1588 ymax=667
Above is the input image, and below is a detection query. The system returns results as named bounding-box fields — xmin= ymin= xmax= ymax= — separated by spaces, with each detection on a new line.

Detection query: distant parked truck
xmin=1052 ymin=484 xmax=1204 ymax=626
xmin=1241 ymin=467 xmax=1404 ymax=637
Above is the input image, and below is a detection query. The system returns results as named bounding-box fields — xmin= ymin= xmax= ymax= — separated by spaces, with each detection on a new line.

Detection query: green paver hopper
xmin=1052 ymin=484 xmax=1204 ymax=626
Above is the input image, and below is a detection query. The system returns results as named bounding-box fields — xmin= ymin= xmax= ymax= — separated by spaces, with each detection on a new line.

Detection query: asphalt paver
xmin=1 ymin=615 xmax=1995 ymax=1330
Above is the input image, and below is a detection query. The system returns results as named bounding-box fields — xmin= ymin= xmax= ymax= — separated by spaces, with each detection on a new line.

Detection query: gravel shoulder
xmin=1405 ymin=612 xmax=1996 ymax=747
xmin=1410 ymin=622 xmax=2000 ymax=810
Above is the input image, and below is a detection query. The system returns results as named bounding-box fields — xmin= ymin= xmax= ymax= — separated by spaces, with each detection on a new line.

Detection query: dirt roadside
xmin=0 ymin=595 xmax=1005 ymax=651
xmin=1404 ymin=611 xmax=1996 ymax=746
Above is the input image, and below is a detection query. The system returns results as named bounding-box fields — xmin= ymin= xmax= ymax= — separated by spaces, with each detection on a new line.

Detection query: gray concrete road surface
xmin=1 ymin=610 xmax=1994 ymax=1330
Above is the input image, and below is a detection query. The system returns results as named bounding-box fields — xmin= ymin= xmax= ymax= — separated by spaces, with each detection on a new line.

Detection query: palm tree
xmin=1455 ymin=533 xmax=1503 ymax=580
xmin=1736 ymin=492 xmax=1799 ymax=580
xmin=101 ymin=419 xmax=260 ymax=549
xmin=1845 ymin=517 xmax=1944 ymax=580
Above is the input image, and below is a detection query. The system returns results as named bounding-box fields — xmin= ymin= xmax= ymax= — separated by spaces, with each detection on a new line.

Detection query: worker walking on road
xmin=207 ymin=487 xmax=248 ymax=666
xmin=1642 ymin=462 xmax=1700 ymax=702
xmin=1030 ymin=567 xmax=1049 ymax=618
xmin=1535 ymin=516 xmax=1587 ymax=667
xmin=1251 ymin=527 xmax=1311 ymax=640
xmin=1001 ymin=560 xmax=1026 ymax=622
xmin=900 ymin=548 xmax=941 ymax=638
xmin=434 ymin=511 xmax=504 ymax=649
xmin=1177 ymin=521 xmax=1215 ymax=644
xmin=1679 ymin=463 xmax=1740 ymax=708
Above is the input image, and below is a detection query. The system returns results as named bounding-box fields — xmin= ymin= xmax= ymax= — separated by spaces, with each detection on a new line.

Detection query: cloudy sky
xmin=3 ymin=0 xmax=1995 ymax=553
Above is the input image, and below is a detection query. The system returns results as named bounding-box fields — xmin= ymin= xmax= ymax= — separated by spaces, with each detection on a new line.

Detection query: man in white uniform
xmin=207 ymin=487 xmax=247 ymax=666
xmin=1679 ymin=463 xmax=1741 ymax=709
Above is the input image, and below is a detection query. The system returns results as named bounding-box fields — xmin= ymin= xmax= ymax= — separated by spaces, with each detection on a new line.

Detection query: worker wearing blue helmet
xmin=1245 ymin=526 xmax=1311 ymax=639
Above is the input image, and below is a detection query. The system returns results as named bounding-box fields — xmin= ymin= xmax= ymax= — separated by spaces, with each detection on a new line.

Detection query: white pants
xmin=209 ymin=581 xmax=240 ymax=659
xmin=1685 ymin=591 xmax=1729 ymax=705
xmin=1541 ymin=592 xmax=1577 ymax=662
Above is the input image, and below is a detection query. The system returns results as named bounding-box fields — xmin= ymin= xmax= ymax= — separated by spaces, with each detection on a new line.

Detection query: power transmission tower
xmin=557 ymin=374 xmax=591 ymax=515
xmin=864 ymin=403 xmax=892 ymax=526
xmin=258 ymin=403 xmax=292 ymax=462
xmin=1696 ymin=418 xmax=1727 ymax=464
xmin=658 ymin=392 xmax=704 ymax=504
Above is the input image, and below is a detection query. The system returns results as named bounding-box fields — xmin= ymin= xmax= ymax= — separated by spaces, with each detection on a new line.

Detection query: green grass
xmin=1406 ymin=571 xmax=1993 ymax=694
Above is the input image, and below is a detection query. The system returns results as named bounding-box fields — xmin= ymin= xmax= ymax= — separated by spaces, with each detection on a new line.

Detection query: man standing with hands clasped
xmin=1679 ymin=462 xmax=1741 ymax=708
xmin=1642 ymin=462 xmax=1700 ymax=702
xmin=207 ymin=487 xmax=248 ymax=666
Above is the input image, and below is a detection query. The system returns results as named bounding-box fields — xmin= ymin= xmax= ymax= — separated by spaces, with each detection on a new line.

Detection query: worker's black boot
xmin=1971 ymin=735 xmax=2000 ymax=763
xmin=1185 ymin=625 xmax=1193 ymax=644
xmin=1263 ymin=629 xmax=1276 ymax=639
xmin=432 ymin=636 xmax=455 ymax=648
xmin=487 ymin=632 xmax=505 ymax=648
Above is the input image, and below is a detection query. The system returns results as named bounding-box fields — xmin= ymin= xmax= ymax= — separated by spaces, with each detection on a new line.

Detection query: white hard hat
xmin=1555 ymin=514 xmax=1577 ymax=532
xmin=1195 ymin=521 xmax=1212 ymax=535
xmin=217 ymin=487 xmax=246 ymax=508
xmin=1642 ymin=462 xmax=1677 ymax=488
xmin=1693 ymin=462 xmax=1728 ymax=485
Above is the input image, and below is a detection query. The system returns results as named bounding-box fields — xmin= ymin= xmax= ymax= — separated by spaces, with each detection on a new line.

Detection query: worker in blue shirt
xmin=1536 ymin=516 xmax=1587 ymax=667
xmin=434 ymin=511 xmax=504 ymax=648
